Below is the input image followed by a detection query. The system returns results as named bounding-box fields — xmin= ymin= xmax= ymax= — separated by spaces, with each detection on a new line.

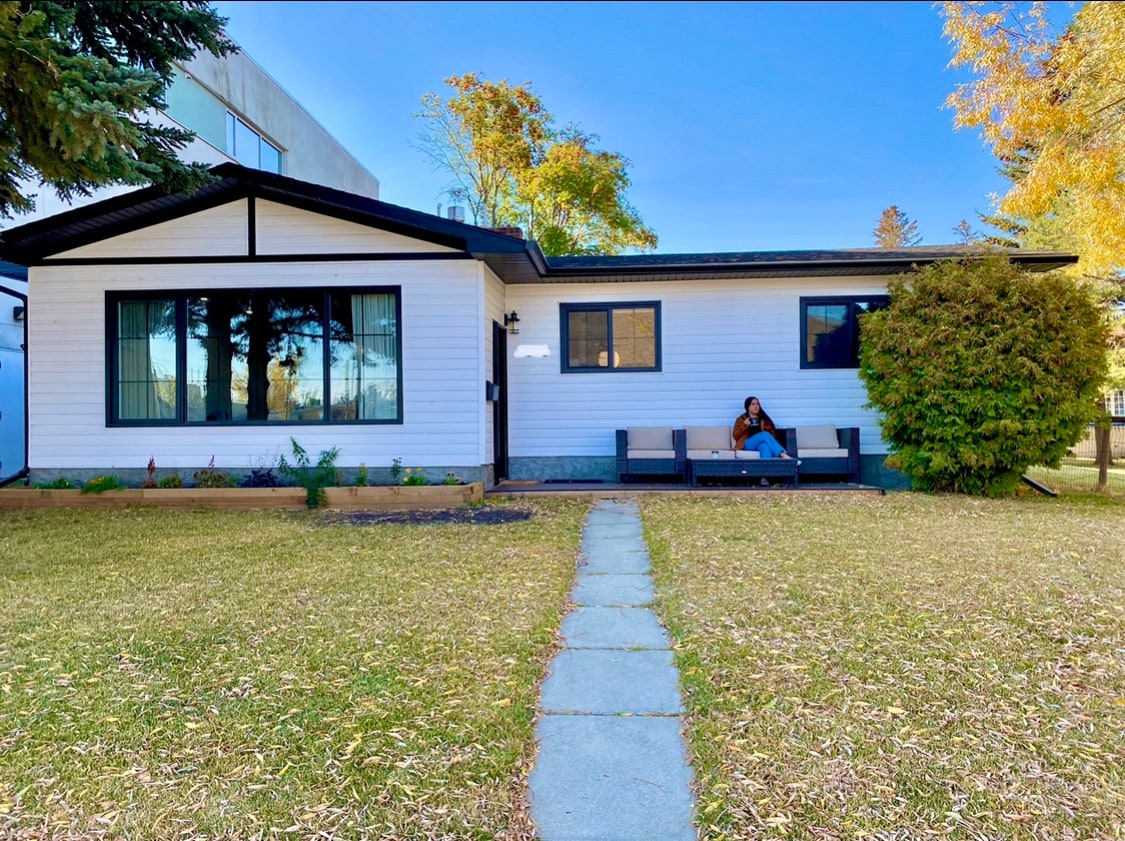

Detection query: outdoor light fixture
xmin=13 ymin=306 xmax=25 ymax=322
xmin=504 ymin=310 xmax=520 ymax=334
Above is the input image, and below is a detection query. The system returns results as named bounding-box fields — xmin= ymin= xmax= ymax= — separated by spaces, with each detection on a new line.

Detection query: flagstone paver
xmin=528 ymin=499 xmax=697 ymax=841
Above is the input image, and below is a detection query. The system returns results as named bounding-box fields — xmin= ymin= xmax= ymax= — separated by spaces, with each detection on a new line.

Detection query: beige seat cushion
xmin=798 ymin=447 xmax=849 ymax=459
xmin=685 ymin=426 xmax=732 ymax=451
xmin=796 ymin=425 xmax=840 ymax=449
xmin=733 ymin=449 xmax=762 ymax=459
xmin=627 ymin=427 xmax=673 ymax=450
xmin=627 ymin=448 xmax=676 ymax=459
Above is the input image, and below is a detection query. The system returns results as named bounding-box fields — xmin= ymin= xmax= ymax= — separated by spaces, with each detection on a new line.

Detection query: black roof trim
xmin=0 ymin=163 xmax=529 ymax=266
xmin=0 ymin=164 xmax=1079 ymax=282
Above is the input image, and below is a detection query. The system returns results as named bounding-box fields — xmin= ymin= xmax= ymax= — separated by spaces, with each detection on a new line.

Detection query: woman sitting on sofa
xmin=732 ymin=396 xmax=795 ymax=459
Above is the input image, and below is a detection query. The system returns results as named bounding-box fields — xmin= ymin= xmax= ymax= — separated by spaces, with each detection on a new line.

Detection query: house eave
xmin=499 ymin=250 xmax=1079 ymax=284
xmin=0 ymin=165 xmax=1079 ymax=282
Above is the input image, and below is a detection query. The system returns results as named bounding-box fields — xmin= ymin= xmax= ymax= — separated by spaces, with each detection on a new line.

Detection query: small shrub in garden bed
xmin=193 ymin=456 xmax=235 ymax=488
xmin=240 ymin=467 xmax=281 ymax=488
xmin=34 ymin=478 xmax=76 ymax=490
xmin=80 ymin=475 xmax=125 ymax=494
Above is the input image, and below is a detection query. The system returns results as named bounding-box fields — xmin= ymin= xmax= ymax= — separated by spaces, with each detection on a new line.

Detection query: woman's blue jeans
xmin=743 ymin=431 xmax=785 ymax=458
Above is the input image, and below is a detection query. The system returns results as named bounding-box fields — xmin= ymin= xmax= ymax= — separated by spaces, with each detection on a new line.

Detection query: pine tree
xmin=872 ymin=205 xmax=922 ymax=248
xmin=0 ymin=1 xmax=236 ymax=217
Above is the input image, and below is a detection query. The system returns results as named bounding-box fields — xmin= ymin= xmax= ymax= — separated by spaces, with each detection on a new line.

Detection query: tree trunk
xmin=1095 ymin=396 xmax=1110 ymax=492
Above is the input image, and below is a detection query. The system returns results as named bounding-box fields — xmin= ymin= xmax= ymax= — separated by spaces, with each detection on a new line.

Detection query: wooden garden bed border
xmin=0 ymin=483 xmax=484 ymax=511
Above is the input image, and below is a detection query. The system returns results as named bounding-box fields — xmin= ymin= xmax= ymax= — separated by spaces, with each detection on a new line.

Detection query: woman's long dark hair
xmin=744 ymin=395 xmax=776 ymax=430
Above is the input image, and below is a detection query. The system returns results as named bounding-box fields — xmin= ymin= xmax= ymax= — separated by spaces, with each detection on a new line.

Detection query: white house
xmin=0 ymin=45 xmax=381 ymax=484
xmin=0 ymin=165 xmax=1078 ymax=489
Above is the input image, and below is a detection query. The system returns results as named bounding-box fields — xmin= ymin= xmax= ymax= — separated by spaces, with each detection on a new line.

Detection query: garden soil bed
xmin=319 ymin=506 xmax=534 ymax=526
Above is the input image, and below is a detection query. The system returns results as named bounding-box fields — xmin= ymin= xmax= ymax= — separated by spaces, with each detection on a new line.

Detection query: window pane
xmin=116 ymin=300 xmax=177 ymax=420
xmin=225 ymin=112 xmax=235 ymax=157
xmin=567 ymin=310 xmax=609 ymax=368
xmin=260 ymin=139 xmax=282 ymax=174
xmin=187 ymin=291 xmax=324 ymax=423
xmin=806 ymin=303 xmax=850 ymax=366
xmin=329 ymin=292 xmax=399 ymax=420
xmin=188 ymin=294 xmax=238 ymax=422
xmin=233 ymin=117 xmax=260 ymax=167
xmin=612 ymin=307 xmax=656 ymax=368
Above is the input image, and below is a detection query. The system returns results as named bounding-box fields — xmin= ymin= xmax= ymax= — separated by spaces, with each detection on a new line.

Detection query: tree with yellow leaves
xmin=415 ymin=73 xmax=657 ymax=256
xmin=942 ymin=1 xmax=1124 ymax=484
xmin=942 ymin=1 xmax=1125 ymax=279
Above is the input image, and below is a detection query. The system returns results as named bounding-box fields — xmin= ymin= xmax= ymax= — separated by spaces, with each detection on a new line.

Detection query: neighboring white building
xmin=0 ymin=267 xmax=26 ymax=482
xmin=0 ymin=165 xmax=1079 ymax=489
xmin=0 ymin=45 xmax=381 ymax=483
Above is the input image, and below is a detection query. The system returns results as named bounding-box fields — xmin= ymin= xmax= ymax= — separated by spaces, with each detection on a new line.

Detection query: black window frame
xmin=105 ymin=286 xmax=403 ymax=426
xmin=799 ymin=295 xmax=890 ymax=370
xmin=559 ymin=301 xmax=662 ymax=373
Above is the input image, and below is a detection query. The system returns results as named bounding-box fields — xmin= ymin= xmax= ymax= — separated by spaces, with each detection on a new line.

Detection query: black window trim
xmin=799 ymin=294 xmax=889 ymax=370
xmin=105 ymin=285 xmax=403 ymax=427
xmin=559 ymin=300 xmax=662 ymax=373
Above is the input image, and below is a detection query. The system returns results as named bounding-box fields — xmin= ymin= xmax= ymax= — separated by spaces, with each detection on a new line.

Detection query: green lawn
xmin=4 ymin=493 xmax=1123 ymax=841
xmin=0 ymin=501 xmax=587 ymax=840
xmin=643 ymin=492 xmax=1125 ymax=840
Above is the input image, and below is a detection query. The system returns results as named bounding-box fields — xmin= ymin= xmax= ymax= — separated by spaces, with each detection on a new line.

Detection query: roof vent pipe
xmin=447 ymin=205 xmax=465 ymax=223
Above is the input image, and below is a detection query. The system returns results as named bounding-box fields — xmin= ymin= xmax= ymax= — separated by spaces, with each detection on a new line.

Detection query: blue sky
xmin=211 ymin=0 xmax=1030 ymax=254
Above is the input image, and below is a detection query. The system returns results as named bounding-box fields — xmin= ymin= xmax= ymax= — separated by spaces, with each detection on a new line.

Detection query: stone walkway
xmin=528 ymin=499 xmax=697 ymax=841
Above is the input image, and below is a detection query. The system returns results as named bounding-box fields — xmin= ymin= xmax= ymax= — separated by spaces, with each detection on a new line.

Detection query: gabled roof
xmin=0 ymin=163 xmax=1078 ymax=282
xmin=0 ymin=163 xmax=529 ymax=269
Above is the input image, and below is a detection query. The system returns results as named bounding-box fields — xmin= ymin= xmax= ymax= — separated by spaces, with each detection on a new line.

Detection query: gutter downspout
xmin=0 ymin=281 xmax=29 ymax=487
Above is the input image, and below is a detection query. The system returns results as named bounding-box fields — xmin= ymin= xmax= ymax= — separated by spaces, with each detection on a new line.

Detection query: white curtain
xmin=350 ymin=293 xmax=397 ymax=420
xmin=118 ymin=301 xmax=173 ymax=420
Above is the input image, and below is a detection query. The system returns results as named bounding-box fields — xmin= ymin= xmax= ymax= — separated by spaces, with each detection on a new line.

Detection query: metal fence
xmin=1025 ymin=419 xmax=1125 ymax=495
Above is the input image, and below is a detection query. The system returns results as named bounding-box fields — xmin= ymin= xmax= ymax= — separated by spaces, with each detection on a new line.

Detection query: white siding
xmin=255 ymin=200 xmax=458 ymax=255
xmin=504 ymin=277 xmax=890 ymax=459
xmin=28 ymin=260 xmax=486 ymax=471
xmin=51 ymin=201 xmax=250 ymax=259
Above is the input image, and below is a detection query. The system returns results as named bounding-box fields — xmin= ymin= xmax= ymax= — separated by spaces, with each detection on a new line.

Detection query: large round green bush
xmin=858 ymin=256 xmax=1108 ymax=496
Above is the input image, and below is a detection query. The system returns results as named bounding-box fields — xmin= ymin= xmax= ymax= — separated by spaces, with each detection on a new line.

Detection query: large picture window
xmin=560 ymin=302 xmax=661 ymax=373
xmin=800 ymin=295 xmax=889 ymax=369
xmin=108 ymin=288 xmax=401 ymax=425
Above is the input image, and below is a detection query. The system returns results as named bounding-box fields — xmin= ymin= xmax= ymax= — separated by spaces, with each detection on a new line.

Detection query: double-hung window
xmin=108 ymin=287 xmax=401 ymax=424
xmin=560 ymin=302 xmax=661 ymax=373
xmin=800 ymin=295 xmax=889 ymax=369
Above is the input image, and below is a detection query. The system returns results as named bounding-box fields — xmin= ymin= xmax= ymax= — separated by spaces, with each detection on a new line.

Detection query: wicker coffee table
xmin=688 ymin=457 xmax=799 ymax=488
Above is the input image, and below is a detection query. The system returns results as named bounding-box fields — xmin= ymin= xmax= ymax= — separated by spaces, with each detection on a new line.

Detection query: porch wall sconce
xmin=504 ymin=310 xmax=520 ymax=334
xmin=13 ymin=305 xmax=25 ymax=322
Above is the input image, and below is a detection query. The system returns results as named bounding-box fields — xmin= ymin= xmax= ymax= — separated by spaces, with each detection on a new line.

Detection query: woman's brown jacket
xmin=732 ymin=413 xmax=778 ymax=452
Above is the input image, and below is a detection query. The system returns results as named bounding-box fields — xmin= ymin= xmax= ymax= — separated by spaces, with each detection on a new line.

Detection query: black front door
xmin=492 ymin=321 xmax=509 ymax=481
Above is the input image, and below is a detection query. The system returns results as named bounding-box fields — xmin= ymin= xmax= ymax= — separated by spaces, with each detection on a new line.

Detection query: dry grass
xmin=643 ymin=492 xmax=1125 ymax=840
xmin=0 ymin=499 xmax=588 ymax=840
